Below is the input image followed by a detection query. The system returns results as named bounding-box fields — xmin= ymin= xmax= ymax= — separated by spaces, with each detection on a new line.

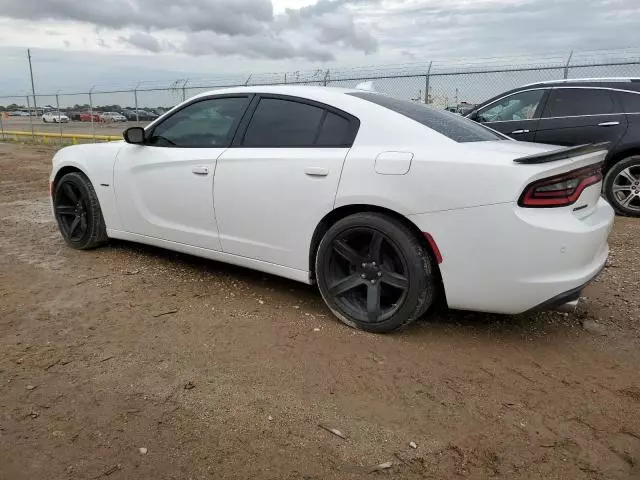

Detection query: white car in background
xmin=42 ymin=112 xmax=69 ymax=123
xmin=101 ymin=112 xmax=127 ymax=123
xmin=49 ymin=86 xmax=614 ymax=333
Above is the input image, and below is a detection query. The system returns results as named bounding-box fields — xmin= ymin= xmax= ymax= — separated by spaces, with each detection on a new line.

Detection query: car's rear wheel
xmin=604 ymin=156 xmax=640 ymax=216
xmin=315 ymin=213 xmax=436 ymax=333
xmin=53 ymin=172 xmax=108 ymax=250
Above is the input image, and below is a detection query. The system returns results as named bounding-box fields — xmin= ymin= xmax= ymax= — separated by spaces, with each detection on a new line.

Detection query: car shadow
xmin=106 ymin=239 xmax=584 ymax=340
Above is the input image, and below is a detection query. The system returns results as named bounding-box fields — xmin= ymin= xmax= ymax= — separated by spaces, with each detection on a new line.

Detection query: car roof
xmin=189 ymin=85 xmax=360 ymax=103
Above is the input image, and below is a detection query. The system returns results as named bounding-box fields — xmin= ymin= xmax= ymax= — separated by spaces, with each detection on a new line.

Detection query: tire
xmin=42 ymin=118 xmax=48 ymax=123
xmin=603 ymin=156 xmax=640 ymax=217
xmin=52 ymin=172 xmax=108 ymax=250
xmin=315 ymin=213 xmax=436 ymax=333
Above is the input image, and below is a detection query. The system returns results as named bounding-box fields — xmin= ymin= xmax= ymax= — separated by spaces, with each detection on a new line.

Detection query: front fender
xmin=51 ymin=142 xmax=125 ymax=231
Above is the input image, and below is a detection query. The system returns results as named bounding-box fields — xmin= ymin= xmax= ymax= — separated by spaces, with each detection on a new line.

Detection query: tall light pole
xmin=27 ymin=49 xmax=37 ymax=114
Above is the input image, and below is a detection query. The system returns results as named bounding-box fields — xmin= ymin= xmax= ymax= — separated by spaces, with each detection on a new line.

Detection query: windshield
xmin=348 ymin=92 xmax=505 ymax=143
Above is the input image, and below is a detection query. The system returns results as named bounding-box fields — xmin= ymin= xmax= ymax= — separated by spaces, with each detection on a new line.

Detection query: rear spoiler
xmin=513 ymin=142 xmax=610 ymax=165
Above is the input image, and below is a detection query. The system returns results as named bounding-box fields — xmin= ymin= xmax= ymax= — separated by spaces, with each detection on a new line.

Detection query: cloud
xmin=278 ymin=0 xmax=379 ymax=54
xmin=1 ymin=0 xmax=637 ymax=67
xmin=119 ymin=32 xmax=161 ymax=53
xmin=0 ymin=0 xmax=273 ymax=36
xmin=0 ymin=0 xmax=377 ymax=60
xmin=373 ymin=0 xmax=640 ymax=58
xmin=182 ymin=31 xmax=334 ymax=61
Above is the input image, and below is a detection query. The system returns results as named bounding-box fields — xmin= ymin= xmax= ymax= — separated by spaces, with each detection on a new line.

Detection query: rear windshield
xmin=348 ymin=92 xmax=505 ymax=142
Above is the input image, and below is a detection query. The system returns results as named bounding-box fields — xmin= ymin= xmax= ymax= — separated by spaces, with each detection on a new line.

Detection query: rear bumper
xmin=408 ymin=196 xmax=614 ymax=314
xmin=524 ymin=264 xmax=604 ymax=313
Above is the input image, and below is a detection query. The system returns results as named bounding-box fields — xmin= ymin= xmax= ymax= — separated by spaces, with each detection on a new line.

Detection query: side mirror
xmin=123 ymin=126 xmax=146 ymax=144
xmin=467 ymin=110 xmax=478 ymax=121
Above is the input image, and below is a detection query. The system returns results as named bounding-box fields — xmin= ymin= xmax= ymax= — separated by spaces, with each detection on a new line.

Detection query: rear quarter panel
xmin=337 ymin=141 xmax=543 ymax=215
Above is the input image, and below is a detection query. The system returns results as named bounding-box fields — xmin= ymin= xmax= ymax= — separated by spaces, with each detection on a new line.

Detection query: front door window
xmin=477 ymin=90 xmax=545 ymax=123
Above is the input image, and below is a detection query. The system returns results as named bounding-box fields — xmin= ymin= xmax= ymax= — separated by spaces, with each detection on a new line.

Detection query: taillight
xmin=518 ymin=163 xmax=603 ymax=208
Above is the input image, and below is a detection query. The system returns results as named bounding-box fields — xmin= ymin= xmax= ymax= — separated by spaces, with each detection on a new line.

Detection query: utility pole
xmin=27 ymin=49 xmax=37 ymax=115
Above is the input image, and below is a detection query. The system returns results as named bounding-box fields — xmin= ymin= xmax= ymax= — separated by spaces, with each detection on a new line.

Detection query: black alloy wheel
xmin=316 ymin=213 xmax=436 ymax=333
xmin=53 ymin=172 xmax=108 ymax=249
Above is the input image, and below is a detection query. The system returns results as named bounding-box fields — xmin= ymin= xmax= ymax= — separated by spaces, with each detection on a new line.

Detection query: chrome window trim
xmin=548 ymin=85 xmax=640 ymax=95
xmin=485 ymin=112 xmax=627 ymax=124
xmin=522 ymin=77 xmax=640 ymax=87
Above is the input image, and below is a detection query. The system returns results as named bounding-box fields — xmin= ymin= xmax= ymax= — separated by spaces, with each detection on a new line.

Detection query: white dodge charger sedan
xmin=49 ymin=86 xmax=614 ymax=333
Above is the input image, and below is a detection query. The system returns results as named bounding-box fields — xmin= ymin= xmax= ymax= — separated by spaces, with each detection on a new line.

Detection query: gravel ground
xmin=1 ymin=143 xmax=639 ymax=480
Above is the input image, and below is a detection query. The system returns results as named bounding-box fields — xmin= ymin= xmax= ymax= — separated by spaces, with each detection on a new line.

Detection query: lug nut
xmin=377 ymin=272 xmax=382 ymax=277
xmin=370 ymin=280 xmax=375 ymax=284
xmin=361 ymin=263 xmax=366 ymax=268
xmin=361 ymin=274 xmax=366 ymax=278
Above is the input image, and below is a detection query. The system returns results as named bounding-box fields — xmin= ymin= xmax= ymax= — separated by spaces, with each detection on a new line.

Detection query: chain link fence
xmin=2 ymin=49 xmax=640 ymax=144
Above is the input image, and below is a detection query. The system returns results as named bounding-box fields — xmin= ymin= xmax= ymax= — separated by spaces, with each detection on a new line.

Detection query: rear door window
xmin=316 ymin=112 xmax=351 ymax=146
xmin=242 ymin=98 xmax=324 ymax=147
xmin=616 ymin=91 xmax=640 ymax=114
xmin=542 ymin=88 xmax=616 ymax=118
xmin=241 ymin=97 xmax=357 ymax=147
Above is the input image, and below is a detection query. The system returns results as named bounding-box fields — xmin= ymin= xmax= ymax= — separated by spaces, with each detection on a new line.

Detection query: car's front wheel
xmin=315 ymin=213 xmax=436 ymax=333
xmin=603 ymin=156 xmax=640 ymax=216
xmin=53 ymin=172 xmax=108 ymax=250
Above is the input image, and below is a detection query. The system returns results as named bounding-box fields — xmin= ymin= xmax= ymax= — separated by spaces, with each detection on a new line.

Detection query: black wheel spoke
xmin=63 ymin=183 xmax=78 ymax=203
xmin=366 ymin=282 xmax=382 ymax=322
xmin=369 ymin=232 xmax=384 ymax=263
xmin=333 ymin=239 xmax=362 ymax=265
xmin=329 ymin=274 xmax=364 ymax=296
xmin=69 ymin=216 xmax=81 ymax=236
xmin=79 ymin=214 xmax=87 ymax=232
xmin=381 ymin=270 xmax=409 ymax=291
xmin=56 ymin=205 xmax=75 ymax=216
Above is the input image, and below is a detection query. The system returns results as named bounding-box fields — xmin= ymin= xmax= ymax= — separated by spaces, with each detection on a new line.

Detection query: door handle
xmin=191 ymin=166 xmax=209 ymax=175
xmin=598 ymin=121 xmax=620 ymax=127
xmin=304 ymin=167 xmax=329 ymax=177
xmin=511 ymin=129 xmax=530 ymax=135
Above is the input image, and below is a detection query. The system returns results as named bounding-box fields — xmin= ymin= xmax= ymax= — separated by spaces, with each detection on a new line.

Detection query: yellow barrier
xmin=0 ymin=130 xmax=121 ymax=144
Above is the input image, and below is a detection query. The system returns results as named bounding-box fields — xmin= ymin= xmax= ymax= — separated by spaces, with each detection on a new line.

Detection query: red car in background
xmin=79 ymin=112 xmax=103 ymax=122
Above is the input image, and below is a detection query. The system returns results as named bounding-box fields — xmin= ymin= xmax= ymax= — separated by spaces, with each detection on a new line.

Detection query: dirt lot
xmin=1 ymin=143 xmax=639 ymax=480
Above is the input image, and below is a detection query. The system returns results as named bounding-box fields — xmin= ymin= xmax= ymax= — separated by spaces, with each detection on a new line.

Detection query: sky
xmin=0 ymin=0 xmax=639 ymax=102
